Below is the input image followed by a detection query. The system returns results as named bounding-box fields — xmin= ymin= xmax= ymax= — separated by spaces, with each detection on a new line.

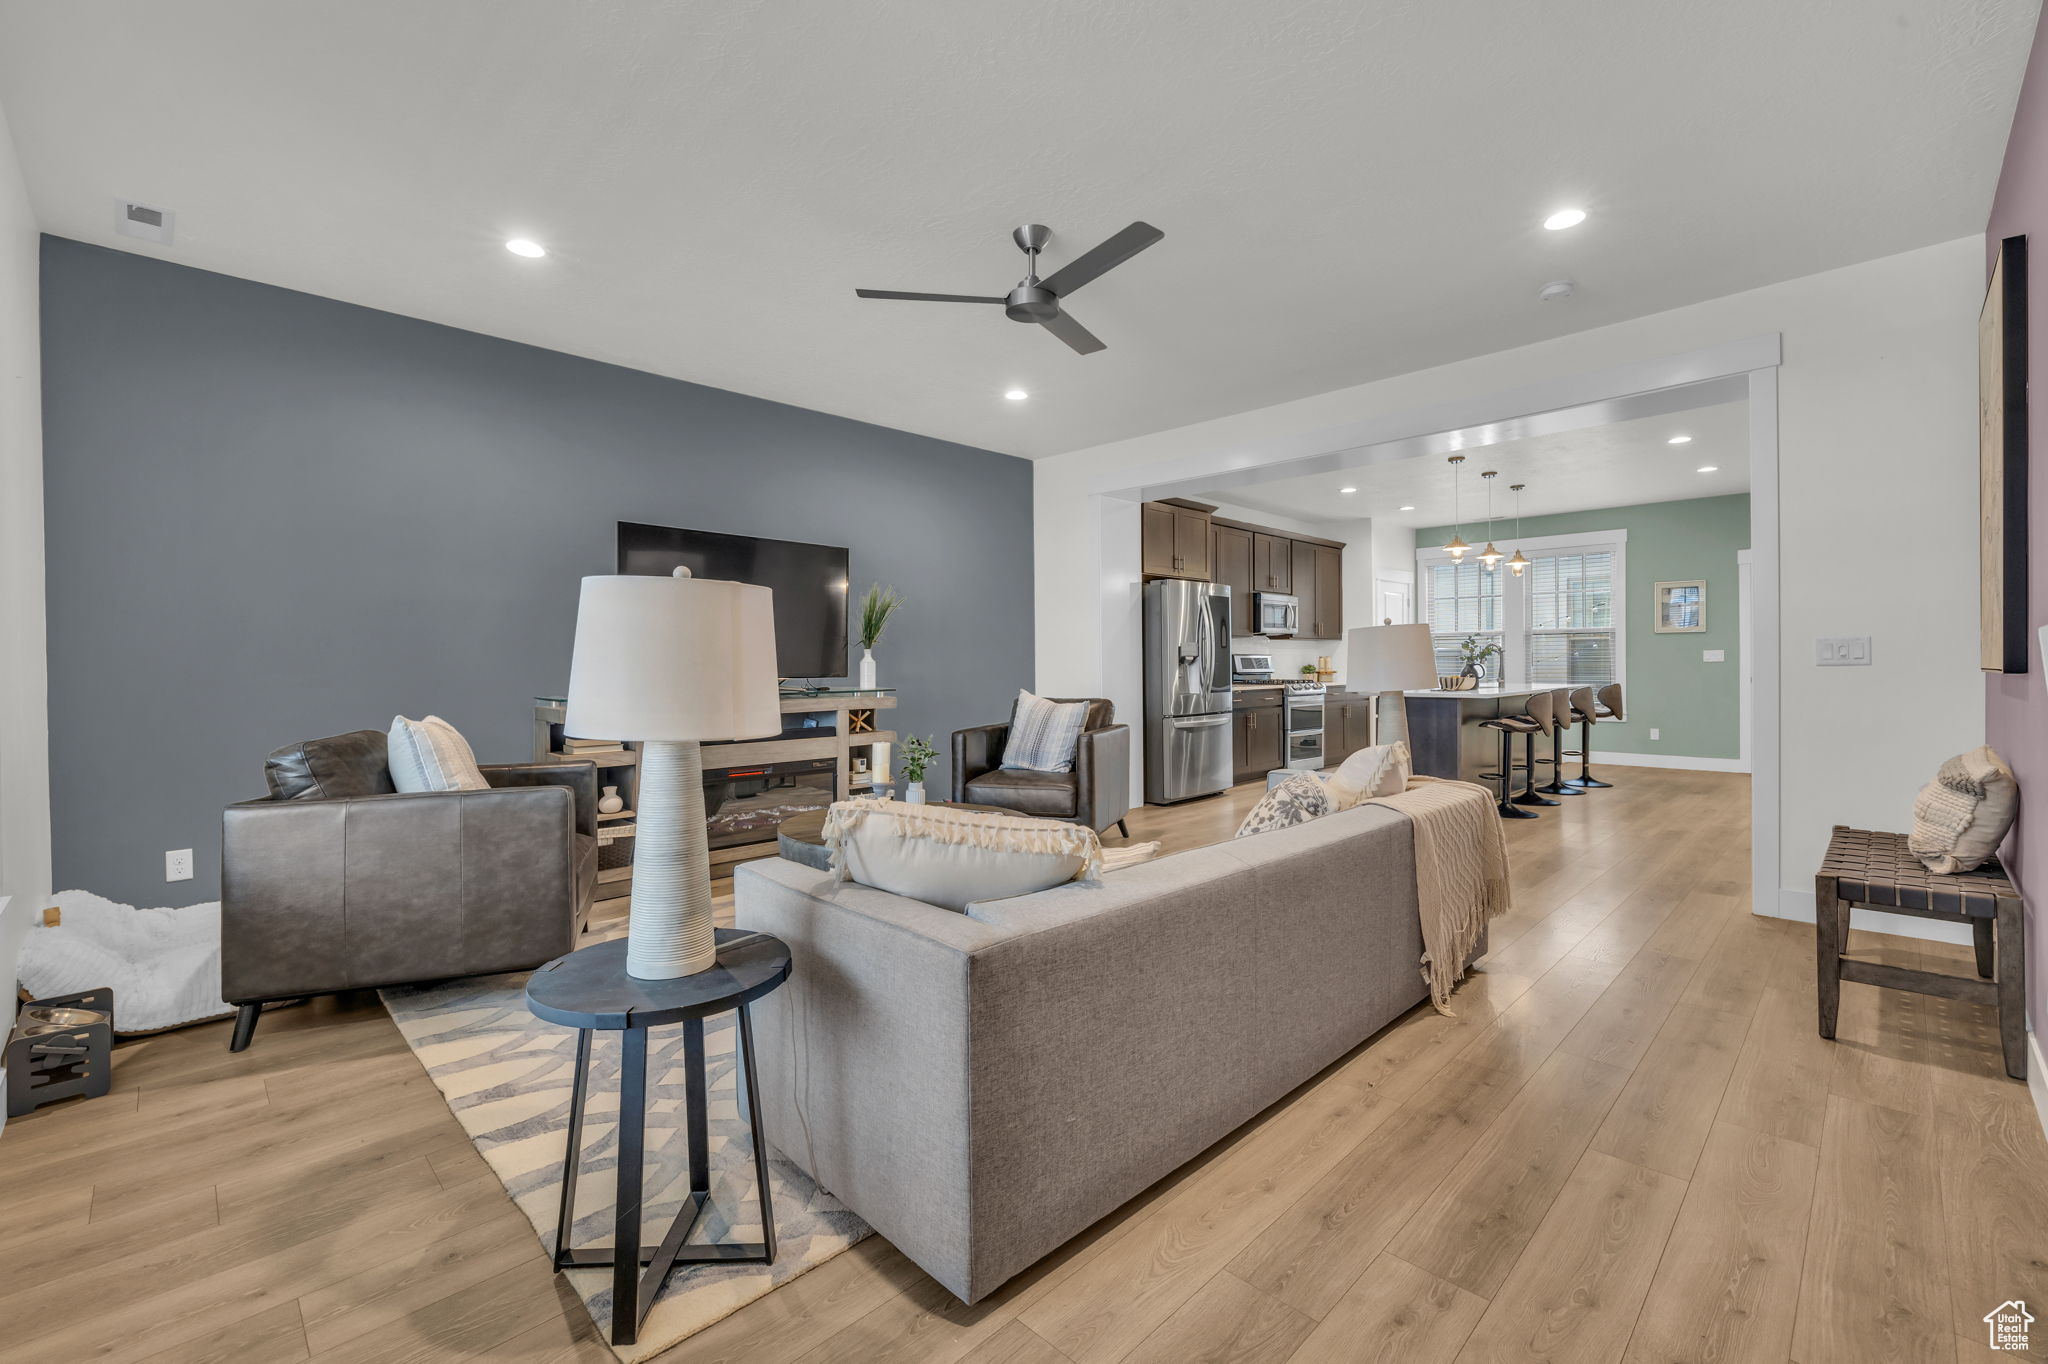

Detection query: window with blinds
xmin=1422 ymin=558 xmax=1504 ymax=677
xmin=1523 ymin=548 xmax=1617 ymax=685
xmin=1416 ymin=531 xmax=1625 ymax=688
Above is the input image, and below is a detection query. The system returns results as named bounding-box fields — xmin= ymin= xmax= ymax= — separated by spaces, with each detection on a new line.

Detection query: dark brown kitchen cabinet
xmin=1289 ymin=540 xmax=1318 ymax=638
xmin=1254 ymin=533 xmax=1291 ymax=593
xmin=1232 ymin=693 xmax=1285 ymax=783
xmin=1141 ymin=500 xmax=1214 ymax=580
xmin=1312 ymin=544 xmax=1343 ymax=639
xmin=1212 ymin=523 xmax=1255 ymax=635
xmin=1324 ymin=693 xmax=1375 ymax=766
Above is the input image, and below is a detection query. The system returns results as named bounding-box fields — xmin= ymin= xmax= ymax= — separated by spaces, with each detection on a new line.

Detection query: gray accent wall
xmin=40 ymin=237 xmax=1034 ymax=904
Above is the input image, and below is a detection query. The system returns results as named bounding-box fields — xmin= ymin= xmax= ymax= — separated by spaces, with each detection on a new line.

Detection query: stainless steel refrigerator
xmin=1143 ymin=579 xmax=1234 ymax=803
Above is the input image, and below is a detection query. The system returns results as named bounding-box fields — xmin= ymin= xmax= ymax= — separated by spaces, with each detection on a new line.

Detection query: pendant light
xmin=1442 ymin=455 xmax=1470 ymax=561
xmin=1506 ymin=483 xmax=1531 ymax=576
xmin=1477 ymin=471 xmax=1503 ymax=569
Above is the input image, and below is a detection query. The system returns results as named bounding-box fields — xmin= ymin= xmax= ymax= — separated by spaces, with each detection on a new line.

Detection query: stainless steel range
xmin=1283 ymin=681 xmax=1326 ymax=770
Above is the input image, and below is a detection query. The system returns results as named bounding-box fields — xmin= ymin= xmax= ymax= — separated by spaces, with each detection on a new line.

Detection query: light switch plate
xmin=1702 ymin=648 xmax=1726 ymax=662
xmin=1816 ymin=637 xmax=1872 ymax=666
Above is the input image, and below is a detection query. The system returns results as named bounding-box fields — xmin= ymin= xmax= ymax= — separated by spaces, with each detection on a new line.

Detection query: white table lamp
xmin=1346 ymin=623 xmax=1438 ymax=749
xmin=565 ymin=568 xmax=780 ymax=978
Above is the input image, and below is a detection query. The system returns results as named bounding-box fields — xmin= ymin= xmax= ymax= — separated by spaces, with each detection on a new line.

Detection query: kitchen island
xmin=1402 ymin=684 xmax=1538 ymax=784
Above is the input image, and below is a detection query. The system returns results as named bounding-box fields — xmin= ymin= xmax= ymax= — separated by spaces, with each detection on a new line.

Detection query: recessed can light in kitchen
xmin=1667 ymin=434 xmax=1693 ymax=445
xmin=1696 ymin=465 xmax=1719 ymax=474
xmin=505 ymin=238 xmax=546 ymax=258
xmin=1543 ymin=208 xmax=1587 ymax=231
xmin=1004 ymin=389 xmax=1028 ymax=401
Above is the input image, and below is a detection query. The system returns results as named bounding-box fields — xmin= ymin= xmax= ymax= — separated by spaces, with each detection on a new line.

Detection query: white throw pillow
xmin=1908 ymin=746 xmax=2018 ymax=874
xmin=388 ymin=715 xmax=490 ymax=793
xmin=1324 ymin=742 xmax=1411 ymax=811
xmin=1236 ymin=772 xmax=1334 ymax=837
xmin=1001 ymin=690 xmax=1091 ymax=773
xmin=820 ymin=798 xmax=1103 ymax=912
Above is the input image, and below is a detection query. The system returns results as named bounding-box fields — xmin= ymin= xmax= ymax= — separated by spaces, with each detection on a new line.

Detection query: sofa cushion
xmin=265 ymin=729 xmax=396 ymax=801
xmin=964 ymin=766 xmax=1079 ymax=817
xmin=822 ymin=798 xmax=1101 ymax=913
xmin=1909 ymin=745 xmax=2018 ymax=874
xmin=1000 ymin=690 xmax=1091 ymax=773
xmin=1235 ymin=772 xmax=1332 ymax=837
xmin=387 ymin=715 xmax=490 ymax=793
xmin=1324 ymin=742 xmax=1411 ymax=811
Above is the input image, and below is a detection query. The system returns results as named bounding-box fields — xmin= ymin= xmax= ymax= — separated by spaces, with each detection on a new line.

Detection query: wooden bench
xmin=1815 ymin=825 xmax=2026 ymax=1080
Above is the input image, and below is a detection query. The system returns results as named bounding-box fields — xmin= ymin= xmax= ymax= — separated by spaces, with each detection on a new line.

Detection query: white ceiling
xmin=1208 ymin=398 xmax=1750 ymax=528
xmin=0 ymin=1 xmax=2032 ymax=459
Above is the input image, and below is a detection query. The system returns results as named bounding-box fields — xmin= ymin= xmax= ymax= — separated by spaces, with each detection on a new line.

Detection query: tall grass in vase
xmin=856 ymin=584 xmax=901 ymax=689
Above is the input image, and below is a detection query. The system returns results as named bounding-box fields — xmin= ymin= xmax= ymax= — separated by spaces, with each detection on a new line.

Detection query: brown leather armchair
xmin=220 ymin=729 xmax=599 ymax=1050
xmin=951 ymin=698 xmax=1132 ymax=836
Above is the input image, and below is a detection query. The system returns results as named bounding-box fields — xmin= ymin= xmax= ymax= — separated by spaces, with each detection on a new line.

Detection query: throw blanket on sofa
xmin=1361 ymin=776 xmax=1511 ymax=1013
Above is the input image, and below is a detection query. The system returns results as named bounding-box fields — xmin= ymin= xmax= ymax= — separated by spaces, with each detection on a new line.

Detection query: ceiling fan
xmin=855 ymin=221 xmax=1164 ymax=355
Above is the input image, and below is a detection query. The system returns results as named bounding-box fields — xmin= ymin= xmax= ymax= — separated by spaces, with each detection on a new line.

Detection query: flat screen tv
xmin=616 ymin=521 xmax=849 ymax=679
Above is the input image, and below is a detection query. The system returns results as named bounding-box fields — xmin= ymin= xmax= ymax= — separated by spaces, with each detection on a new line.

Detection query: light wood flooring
xmin=4 ymin=768 xmax=2046 ymax=1363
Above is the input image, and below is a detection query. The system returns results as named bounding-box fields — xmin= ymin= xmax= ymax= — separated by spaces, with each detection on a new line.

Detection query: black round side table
xmin=525 ymin=929 xmax=792 ymax=1347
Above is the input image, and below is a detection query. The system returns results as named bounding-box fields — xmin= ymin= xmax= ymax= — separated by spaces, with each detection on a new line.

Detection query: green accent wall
xmin=1415 ymin=493 xmax=1750 ymax=760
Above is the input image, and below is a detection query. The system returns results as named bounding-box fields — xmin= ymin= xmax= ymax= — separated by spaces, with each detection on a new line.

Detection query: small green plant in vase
xmin=898 ymin=735 xmax=939 ymax=805
xmin=856 ymin=584 xmax=902 ymax=690
xmin=1458 ymin=635 xmax=1502 ymax=682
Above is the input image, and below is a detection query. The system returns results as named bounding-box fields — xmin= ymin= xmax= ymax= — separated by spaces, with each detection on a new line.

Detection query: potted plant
xmin=898 ymin=735 xmax=938 ymax=805
xmin=856 ymin=584 xmax=902 ymax=690
xmin=1458 ymin=635 xmax=1502 ymax=683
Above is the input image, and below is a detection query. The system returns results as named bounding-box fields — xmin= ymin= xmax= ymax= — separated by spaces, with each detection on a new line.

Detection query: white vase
xmin=597 ymin=785 xmax=625 ymax=815
xmin=858 ymin=647 xmax=877 ymax=689
xmin=904 ymin=780 xmax=926 ymax=805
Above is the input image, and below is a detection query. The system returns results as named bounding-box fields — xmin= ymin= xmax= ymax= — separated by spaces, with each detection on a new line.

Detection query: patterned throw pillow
xmin=1235 ymin=771 xmax=1333 ymax=838
xmin=1000 ymin=690 xmax=1090 ymax=773
xmin=1908 ymin=746 xmax=2018 ymax=873
xmin=387 ymin=715 xmax=490 ymax=793
xmin=1324 ymin=741 xmax=1411 ymax=810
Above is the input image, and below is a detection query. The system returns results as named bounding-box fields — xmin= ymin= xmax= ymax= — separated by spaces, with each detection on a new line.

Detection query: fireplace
xmin=703 ymin=757 xmax=837 ymax=851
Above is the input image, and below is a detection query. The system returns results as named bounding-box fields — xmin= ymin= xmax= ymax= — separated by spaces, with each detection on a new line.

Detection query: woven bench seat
xmin=1815 ymin=824 xmax=2025 ymax=1080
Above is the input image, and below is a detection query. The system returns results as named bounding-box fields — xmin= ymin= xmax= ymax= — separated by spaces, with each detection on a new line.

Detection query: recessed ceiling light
xmin=1004 ymin=389 xmax=1029 ymax=401
xmin=1399 ymin=505 xmax=1416 ymax=511
xmin=1696 ymin=465 xmax=1719 ymax=473
xmin=1543 ymin=208 xmax=1587 ymax=231
xmin=505 ymin=238 xmax=546 ymax=258
xmin=1339 ymin=486 xmax=1358 ymax=494
xmin=1667 ymin=434 xmax=1693 ymax=445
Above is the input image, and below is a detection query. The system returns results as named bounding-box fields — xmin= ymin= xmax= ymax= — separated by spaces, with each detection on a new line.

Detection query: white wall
xmin=0 ymin=104 xmax=50 ymax=924
xmin=1036 ymin=237 xmax=1983 ymax=903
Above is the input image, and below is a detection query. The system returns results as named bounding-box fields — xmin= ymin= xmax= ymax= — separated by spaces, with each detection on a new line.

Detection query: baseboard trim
xmin=2030 ymin=1032 xmax=2048 ymax=1144
xmin=1757 ymin=887 xmax=1974 ymax=946
xmin=1586 ymin=750 xmax=1749 ymax=774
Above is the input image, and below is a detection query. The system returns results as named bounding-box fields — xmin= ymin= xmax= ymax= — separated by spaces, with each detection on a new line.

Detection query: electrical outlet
xmin=1650 ymin=727 xmax=1661 ymax=741
xmin=166 ymin=848 xmax=193 ymax=882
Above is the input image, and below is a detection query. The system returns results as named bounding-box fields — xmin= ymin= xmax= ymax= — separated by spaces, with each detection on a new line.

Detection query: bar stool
xmin=1509 ymin=691 xmax=1561 ymax=808
xmin=1480 ymin=710 xmax=1543 ymax=819
xmin=1565 ymin=683 xmax=1621 ymax=789
xmin=1537 ymin=687 xmax=1583 ymax=797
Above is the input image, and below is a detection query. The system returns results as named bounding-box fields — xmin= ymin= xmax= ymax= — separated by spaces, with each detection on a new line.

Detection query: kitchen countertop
xmin=1402 ymin=682 xmax=1539 ymax=698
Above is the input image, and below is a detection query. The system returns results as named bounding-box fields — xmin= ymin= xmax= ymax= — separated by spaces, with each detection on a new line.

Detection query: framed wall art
xmin=1982 ymin=234 xmax=2029 ymax=673
xmin=1653 ymin=580 xmax=1707 ymax=633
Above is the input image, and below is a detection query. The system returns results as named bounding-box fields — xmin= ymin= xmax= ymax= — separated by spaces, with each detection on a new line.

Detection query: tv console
xmin=533 ymin=690 xmax=897 ymax=888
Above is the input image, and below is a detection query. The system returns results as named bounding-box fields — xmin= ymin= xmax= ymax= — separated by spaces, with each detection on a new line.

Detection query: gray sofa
xmin=733 ymin=801 xmax=1440 ymax=1304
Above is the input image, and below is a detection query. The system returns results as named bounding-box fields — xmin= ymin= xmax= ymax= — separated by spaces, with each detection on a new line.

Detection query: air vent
xmin=114 ymin=198 xmax=174 ymax=245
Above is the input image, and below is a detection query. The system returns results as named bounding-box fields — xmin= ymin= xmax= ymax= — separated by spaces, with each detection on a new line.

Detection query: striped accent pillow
xmin=1000 ymin=690 xmax=1090 ymax=773
xmin=388 ymin=715 xmax=490 ymax=793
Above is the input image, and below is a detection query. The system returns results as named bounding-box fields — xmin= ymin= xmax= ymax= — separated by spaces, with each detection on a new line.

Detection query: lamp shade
xmin=1346 ymin=623 xmax=1438 ymax=693
xmin=564 ymin=572 xmax=781 ymax=741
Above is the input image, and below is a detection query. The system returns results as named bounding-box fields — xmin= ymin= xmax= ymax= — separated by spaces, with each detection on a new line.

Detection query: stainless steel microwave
xmin=1251 ymin=592 xmax=1299 ymax=636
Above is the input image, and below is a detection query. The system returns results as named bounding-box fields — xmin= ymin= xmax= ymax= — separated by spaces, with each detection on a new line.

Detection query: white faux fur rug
xmin=17 ymin=890 xmax=232 ymax=1034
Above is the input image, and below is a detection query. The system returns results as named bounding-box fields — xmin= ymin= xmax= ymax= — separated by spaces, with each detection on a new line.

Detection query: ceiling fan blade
xmin=855 ymin=289 xmax=1007 ymax=304
xmin=1040 ymin=309 xmax=1106 ymax=355
xmin=1039 ymin=222 xmax=1164 ymax=298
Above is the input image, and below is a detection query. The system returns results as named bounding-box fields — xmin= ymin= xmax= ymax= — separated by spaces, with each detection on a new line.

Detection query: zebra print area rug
xmin=381 ymin=965 xmax=870 ymax=1361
